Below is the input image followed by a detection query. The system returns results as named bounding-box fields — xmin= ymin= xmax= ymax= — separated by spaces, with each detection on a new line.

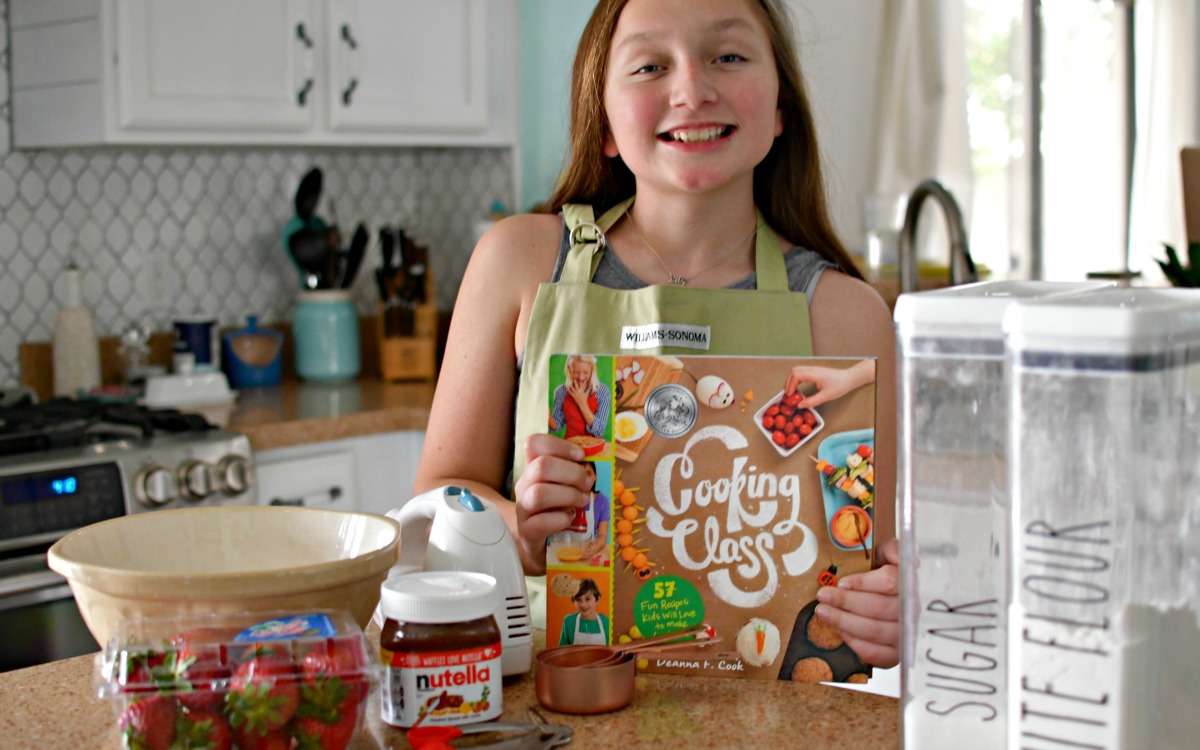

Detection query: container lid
xmin=1003 ymin=287 xmax=1200 ymax=355
xmin=894 ymin=280 xmax=1113 ymax=340
xmin=379 ymin=571 xmax=500 ymax=625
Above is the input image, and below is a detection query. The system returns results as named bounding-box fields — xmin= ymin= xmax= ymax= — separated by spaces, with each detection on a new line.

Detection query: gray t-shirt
xmin=548 ymin=220 xmax=834 ymax=298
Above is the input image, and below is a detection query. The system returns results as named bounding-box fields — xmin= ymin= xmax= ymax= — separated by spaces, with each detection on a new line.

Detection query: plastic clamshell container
xmin=752 ymin=389 xmax=824 ymax=456
xmin=96 ymin=609 xmax=380 ymax=750
xmin=893 ymin=280 xmax=1111 ymax=750
xmin=1002 ymin=287 xmax=1200 ymax=749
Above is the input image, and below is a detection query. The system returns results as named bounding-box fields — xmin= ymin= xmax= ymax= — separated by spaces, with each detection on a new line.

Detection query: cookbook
xmin=543 ymin=353 xmax=877 ymax=682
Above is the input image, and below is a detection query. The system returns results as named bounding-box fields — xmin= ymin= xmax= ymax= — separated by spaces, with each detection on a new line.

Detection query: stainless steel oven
xmin=0 ymin=399 xmax=256 ymax=672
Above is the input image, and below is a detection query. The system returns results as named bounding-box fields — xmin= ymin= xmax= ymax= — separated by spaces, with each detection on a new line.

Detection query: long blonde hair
xmin=564 ymin=354 xmax=601 ymax=394
xmin=538 ymin=0 xmax=861 ymax=280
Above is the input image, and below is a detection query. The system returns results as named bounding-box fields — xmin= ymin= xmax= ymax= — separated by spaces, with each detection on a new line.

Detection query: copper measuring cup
xmin=534 ymin=625 xmax=721 ymax=714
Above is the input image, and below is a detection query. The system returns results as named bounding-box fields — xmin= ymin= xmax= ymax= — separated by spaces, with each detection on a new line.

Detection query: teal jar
xmin=293 ymin=290 xmax=360 ymax=382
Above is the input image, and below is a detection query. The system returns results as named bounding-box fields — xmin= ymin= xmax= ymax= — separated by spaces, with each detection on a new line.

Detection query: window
xmin=965 ymin=0 xmax=1132 ymax=281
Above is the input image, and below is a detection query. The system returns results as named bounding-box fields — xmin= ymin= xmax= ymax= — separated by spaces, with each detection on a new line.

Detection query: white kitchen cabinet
xmin=253 ymin=430 xmax=424 ymax=517
xmin=9 ymin=0 xmax=516 ymax=148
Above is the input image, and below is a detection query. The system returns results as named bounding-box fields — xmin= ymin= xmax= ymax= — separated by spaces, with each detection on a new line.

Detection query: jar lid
xmin=380 ymin=571 xmax=500 ymax=624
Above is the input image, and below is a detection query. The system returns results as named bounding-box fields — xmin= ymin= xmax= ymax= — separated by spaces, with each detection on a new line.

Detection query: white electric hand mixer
xmin=378 ymin=485 xmax=532 ymax=676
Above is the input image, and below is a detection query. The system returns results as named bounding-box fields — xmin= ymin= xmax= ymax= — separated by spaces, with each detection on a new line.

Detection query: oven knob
xmin=178 ymin=460 xmax=215 ymax=502
xmin=135 ymin=466 xmax=175 ymax=506
xmin=218 ymin=455 xmax=253 ymax=495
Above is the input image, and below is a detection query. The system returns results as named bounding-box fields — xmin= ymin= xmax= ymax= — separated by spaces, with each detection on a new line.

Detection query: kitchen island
xmin=0 ymin=629 xmax=900 ymax=749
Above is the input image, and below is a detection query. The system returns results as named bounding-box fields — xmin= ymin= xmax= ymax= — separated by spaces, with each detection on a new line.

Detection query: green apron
xmin=513 ymin=197 xmax=815 ymax=482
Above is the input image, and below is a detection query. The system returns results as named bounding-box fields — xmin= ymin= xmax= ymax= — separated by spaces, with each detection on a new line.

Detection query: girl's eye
xmin=634 ymin=63 xmax=663 ymax=75
xmin=716 ymin=53 xmax=745 ymax=64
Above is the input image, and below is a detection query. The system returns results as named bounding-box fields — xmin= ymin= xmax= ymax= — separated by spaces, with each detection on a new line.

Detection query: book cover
xmin=544 ymin=354 xmax=877 ymax=682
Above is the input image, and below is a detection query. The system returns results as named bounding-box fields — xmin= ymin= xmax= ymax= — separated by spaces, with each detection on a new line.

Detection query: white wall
xmin=788 ymin=1 xmax=887 ymax=253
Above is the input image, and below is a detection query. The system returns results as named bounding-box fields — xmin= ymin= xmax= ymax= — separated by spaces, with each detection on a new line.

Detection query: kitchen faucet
xmin=897 ymin=179 xmax=978 ymax=294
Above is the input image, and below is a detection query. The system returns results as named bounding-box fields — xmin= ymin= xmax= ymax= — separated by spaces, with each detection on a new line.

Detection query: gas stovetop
xmin=0 ymin=395 xmax=256 ymax=548
xmin=0 ymin=396 xmax=215 ymax=458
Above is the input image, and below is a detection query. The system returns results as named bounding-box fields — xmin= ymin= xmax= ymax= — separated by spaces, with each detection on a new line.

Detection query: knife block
xmin=376 ymin=271 xmax=437 ymax=381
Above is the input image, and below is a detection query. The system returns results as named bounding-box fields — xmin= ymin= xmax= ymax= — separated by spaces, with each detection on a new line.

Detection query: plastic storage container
xmin=294 ymin=290 xmax=360 ymax=382
xmin=96 ymin=609 xmax=379 ymax=750
xmin=893 ymin=281 xmax=1110 ymax=749
xmin=1003 ymin=288 xmax=1200 ymax=749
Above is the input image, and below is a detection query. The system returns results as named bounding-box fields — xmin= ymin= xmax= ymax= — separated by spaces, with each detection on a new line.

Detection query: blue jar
xmin=293 ymin=290 xmax=360 ymax=382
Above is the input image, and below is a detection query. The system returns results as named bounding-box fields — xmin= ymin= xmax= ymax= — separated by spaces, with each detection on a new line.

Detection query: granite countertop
xmin=0 ymin=629 xmax=900 ymax=749
xmin=225 ymin=378 xmax=436 ymax=451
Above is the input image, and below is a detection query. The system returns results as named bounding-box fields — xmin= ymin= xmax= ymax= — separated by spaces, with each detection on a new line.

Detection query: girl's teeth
xmin=668 ymin=126 xmax=726 ymax=143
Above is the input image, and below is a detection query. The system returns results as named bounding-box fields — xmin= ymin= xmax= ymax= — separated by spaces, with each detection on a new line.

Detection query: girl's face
xmin=575 ymin=591 xmax=599 ymax=618
xmin=569 ymin=361 xmax=594 ymax=386
xmin=603 ymin=0 xmax=782 ymax=198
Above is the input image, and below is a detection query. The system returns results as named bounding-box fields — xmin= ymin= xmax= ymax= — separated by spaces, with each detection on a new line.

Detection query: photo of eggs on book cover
xmin=544 ymin=354 xmax=877 ymax=682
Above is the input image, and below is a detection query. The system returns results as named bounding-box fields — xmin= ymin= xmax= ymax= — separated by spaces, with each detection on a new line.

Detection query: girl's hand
xmin=513 ymin=433 xmax=591 ymax=574
xmin=813 ymin=537 xmax=900 ymax=668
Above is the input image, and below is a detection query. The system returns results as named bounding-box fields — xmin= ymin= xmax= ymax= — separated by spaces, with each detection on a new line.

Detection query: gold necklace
xmin=626 ymin=213 xmax=758 ymax=286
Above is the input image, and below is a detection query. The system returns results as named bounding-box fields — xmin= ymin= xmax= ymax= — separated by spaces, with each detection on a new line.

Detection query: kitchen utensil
xmin=379 ymin=486 xmax=532 ymax=676
xmin=534 ymin=645 xmax=635 ymax=715
xmin=339 ymin=222 xmax=369 ymax=289
xmin=539 ymin=624 xmax=719 ymax=669
xmin=293 ymin=289 xmax=361 ymax=382
xmin=294 ymin=166 xmax=323 ymax=222
xmin=46 ymin=506 xmax=401 ymax=648
xmin=380 ymin=226 xmax=396 ymax=271
xmin=406 ymin=711 xmax=572 ymax=750
xmin=289 ymin=227 xmax=332 ymax=289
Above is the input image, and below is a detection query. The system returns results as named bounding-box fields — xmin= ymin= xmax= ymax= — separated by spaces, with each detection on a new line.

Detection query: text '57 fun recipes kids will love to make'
xmin=544 ymin=353 xmax=878 ymax=683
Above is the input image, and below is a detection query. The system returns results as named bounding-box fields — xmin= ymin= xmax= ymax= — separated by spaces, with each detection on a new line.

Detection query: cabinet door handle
xmin=270 ymin=485 xmax=343 ymax=507
xmin=342 ymin=78 xmax=358 ymax=106
xmin=340 ymin=23 xmax=359 ymax=50
xmin=295 ymin=22 xmax=314 ymax=49
xmin=297 ymin=78 xmax=314 ymax=107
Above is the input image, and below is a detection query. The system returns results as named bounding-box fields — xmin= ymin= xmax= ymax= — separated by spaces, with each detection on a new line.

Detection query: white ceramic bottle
xmin=52 ymin=263 xmax=101 ymax=397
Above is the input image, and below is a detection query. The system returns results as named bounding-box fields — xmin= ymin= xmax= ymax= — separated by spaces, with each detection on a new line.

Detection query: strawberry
xmin=118 ymin=694 xmax=178 ymax=750
xmin=293 ymin=708 xmax=358 ymax=750
xmin=225 ymin=651 xmax=300 ymax=735
xmin=121 ymin=650 xmax=177 ymax=694
xmin=174 ymin=709 xmax=232 ymax=750
xmin=171 ymin=630 xmax=235 ymax=713
xmin=232 ymin=724 xmax=292 ymax=750
xmin=300 ymin=638 xmax=367 ymax=704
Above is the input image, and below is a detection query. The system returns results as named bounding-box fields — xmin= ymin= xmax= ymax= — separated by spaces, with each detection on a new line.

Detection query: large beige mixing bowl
xmin=47 ymin=506 xmax=401 ymax=647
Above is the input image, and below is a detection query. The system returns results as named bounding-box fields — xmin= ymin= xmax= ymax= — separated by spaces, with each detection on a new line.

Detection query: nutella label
xmin=380 ymin=642 xmax=502 ymax=728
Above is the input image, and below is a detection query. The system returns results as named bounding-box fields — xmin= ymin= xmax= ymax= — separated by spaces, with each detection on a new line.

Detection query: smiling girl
xmin=414 ymin=0 xmax=900 ymax=669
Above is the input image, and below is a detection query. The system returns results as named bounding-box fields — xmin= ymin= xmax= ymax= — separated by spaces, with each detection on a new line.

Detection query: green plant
xmin=1157 ymin=242 xmax=1200 ymax=287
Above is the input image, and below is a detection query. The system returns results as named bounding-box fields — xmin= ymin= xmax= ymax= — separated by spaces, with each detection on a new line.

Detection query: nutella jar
xmin=379 ymin=571 xmax=503 ymax=728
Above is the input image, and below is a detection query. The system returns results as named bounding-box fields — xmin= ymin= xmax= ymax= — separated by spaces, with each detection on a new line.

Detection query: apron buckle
xmin=568 ymin=221 xmax=607 ymax=254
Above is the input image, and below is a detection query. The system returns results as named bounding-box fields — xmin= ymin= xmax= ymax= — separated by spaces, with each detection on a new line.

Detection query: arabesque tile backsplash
xmin=0 ymin=1 xmax=513 ymax=390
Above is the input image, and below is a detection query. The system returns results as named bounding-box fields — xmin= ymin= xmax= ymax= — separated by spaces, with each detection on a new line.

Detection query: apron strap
xmin=562 ymin=198 xmax=790 ymax=290
xmin=561 ymin=199 xmax=634 ymax=283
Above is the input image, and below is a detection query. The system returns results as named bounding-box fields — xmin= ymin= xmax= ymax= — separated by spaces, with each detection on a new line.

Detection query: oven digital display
xmin=2 ymin=474 xmax=79 ymax=505
xmin=0 ymin=462 xmax=124 ymax=541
